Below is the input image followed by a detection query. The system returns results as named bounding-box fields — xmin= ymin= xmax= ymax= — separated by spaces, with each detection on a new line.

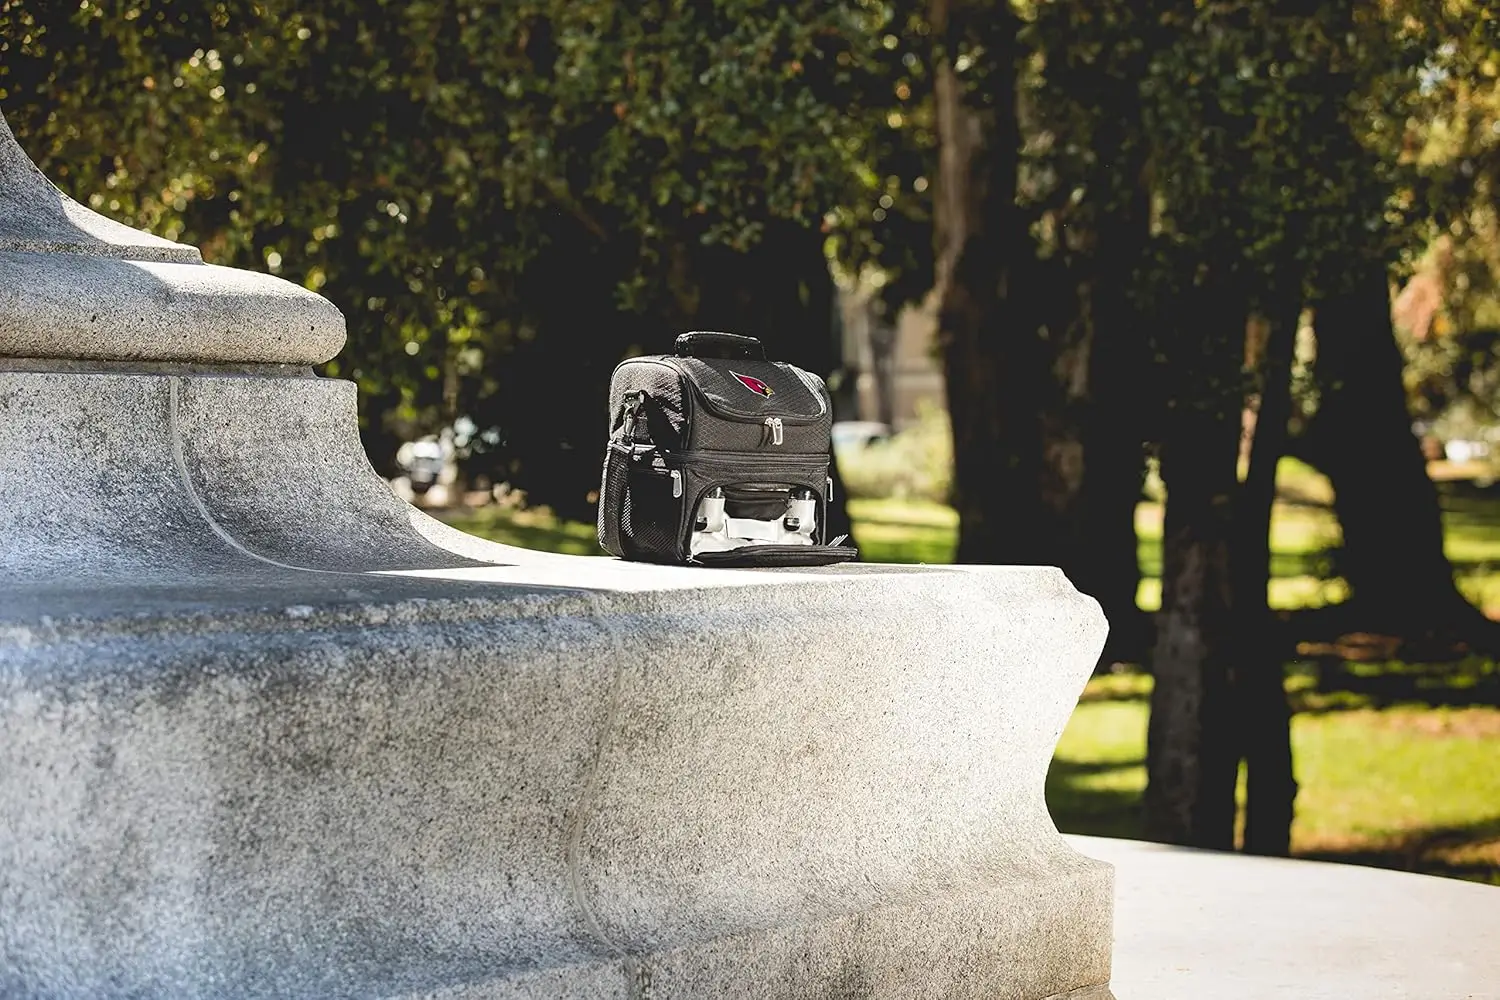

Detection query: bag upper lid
xmin=672 ymin=357 xmax=826 ymax=420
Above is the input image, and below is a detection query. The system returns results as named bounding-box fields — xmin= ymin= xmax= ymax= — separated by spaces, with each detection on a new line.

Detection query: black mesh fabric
xmin=678 ymin=359 xmax=830 ymax=453
xmin=597 ymin=447 xmax=629 ymax=557
xmin=620 ymin=465 xmax=681 ymax=560
xmin=686 ymin=406 xmax=829 ymax=453
xmin=606 ymin=354 xmax=830 ymax=454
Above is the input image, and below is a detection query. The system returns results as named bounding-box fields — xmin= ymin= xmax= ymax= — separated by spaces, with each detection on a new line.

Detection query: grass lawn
xmin=1050 ymin=672 xmax=1500 ymax=885
xmin=444 ymin=503 xmax=604 ymax=555
xmin=843 ymin=497 xmax=958 ymax=564
xmin=439 ymin=456 xmax=1500 ymax=883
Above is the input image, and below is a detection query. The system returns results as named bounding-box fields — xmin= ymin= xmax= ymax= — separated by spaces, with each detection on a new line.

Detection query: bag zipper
xmin=625 ymin=447 xmax=818 ymax=497
xmin=666 ymin=448 xmax=829 ymax=469
xmin=762 ymin=416 xmax=784 ymax=446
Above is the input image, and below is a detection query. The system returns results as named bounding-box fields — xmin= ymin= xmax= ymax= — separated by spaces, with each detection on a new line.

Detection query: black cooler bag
xmin=598 ymin=331 xmax=858 ymax=567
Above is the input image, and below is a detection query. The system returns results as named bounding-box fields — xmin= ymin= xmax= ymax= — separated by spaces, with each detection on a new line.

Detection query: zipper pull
xmin=762 ymin=416 xmax=783 ymax=446
xmin=621 ymin=391 xmax=645 ymax=442
xmin=670 ymin=469 xmax=683 ymax=498
xmin=826 ymin=475 xmax=834 ymax=501
xmin=774 ymin=417 xmax=784 ymax=445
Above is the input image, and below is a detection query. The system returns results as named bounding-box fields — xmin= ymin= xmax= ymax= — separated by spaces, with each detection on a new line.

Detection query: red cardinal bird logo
xmin=730 ymin=371 xmax=774 ymax=397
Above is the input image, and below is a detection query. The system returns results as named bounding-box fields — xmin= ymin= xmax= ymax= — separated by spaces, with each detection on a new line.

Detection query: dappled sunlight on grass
xmin=845 ymin=497 xmax=957 ymax=564
xmin=1135 ymin=574 xmax=1350 ymax=614
xmin=1047 ymin=696 xmax=1148 ymax=842
xmin=1275 ymin=457 xmax=1337 ymax=505
xmin=1133 ymin=460 xmax=1344 ymax=613
xmin=1460 ymin=579 xmax=1500 ymax=619
xmin=1049 ymin=673 xmax=1500 ymax=884
xmin=846 ymin=497 xmax=959 ymax=528
xmin=1268 ymin=575 xmax=1351 ymax=610
xmin=441 ymin=457 xmax=1500 ymax=614
xmin=435 ymin=457 xmax=1500 ymax=620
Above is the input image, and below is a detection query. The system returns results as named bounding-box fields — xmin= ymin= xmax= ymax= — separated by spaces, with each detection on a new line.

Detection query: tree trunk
xmin=1076 ymin=338 xmax=1150 ymax=663
xmin=869 ymin=314 xmax=899 ymax=431
xmin=1144 ymin=286 xmax=1243 ymax=849
xmin=1309 ymin=262 xmax=1477 ymax=635
xmin=1234 ymin=303 xmax=1300 ymax=856
xmin=931 ymin=0 xmax=1051 ymax=565
xmin=358 ymin=387 xmax=407 ymax=480
xmin=1026 ymin=19 xmax=1157 ymax=665
xmin=1073 ymin=161 xmax=1153 ymax=665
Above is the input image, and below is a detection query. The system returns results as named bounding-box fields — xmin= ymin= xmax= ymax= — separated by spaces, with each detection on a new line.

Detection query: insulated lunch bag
xmin=597 ymin=331 xmax=859 ymax=567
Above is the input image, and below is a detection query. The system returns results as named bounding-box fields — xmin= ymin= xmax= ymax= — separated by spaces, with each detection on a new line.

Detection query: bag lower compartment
xmin=599 ymin=446 xmax=856 ymax=566
xmin=679 ymin=452 xmax=856 ymax=567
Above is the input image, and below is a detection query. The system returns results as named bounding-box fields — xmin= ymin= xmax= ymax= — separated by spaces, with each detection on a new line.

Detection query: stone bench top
xmin=0 ymin=552 xmax=1020 ymax=632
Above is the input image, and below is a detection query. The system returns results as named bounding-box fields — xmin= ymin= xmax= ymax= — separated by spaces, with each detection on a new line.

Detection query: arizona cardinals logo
xmin=730 ymin=371 xmax=774 ymax=397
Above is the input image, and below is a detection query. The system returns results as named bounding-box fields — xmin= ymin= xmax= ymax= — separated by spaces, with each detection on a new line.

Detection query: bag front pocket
xmin=675 ymin=450 xmax=856 ymax=566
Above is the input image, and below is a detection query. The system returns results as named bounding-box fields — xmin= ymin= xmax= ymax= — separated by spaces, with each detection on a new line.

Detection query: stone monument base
xmin=0 ymin=366 xmax=1114 ymax=999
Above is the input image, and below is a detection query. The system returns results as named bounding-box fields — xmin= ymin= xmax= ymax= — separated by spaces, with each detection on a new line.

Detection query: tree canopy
xmin=0 ymin=0 xmax=906 ymax=512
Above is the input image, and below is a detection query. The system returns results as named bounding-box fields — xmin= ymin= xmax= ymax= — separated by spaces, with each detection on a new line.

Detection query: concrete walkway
xmin=1071 ymin=835 xmax=1500 ymax=999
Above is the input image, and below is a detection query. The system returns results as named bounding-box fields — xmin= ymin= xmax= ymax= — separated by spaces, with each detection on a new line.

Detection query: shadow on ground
xmin=1300 ymin=655 xmax=1500 ymax=709
xmin=1048 ymin=676 xmax=1500 ymax=887
xmin=1300 ymin=815 xmax=1500 ymax=886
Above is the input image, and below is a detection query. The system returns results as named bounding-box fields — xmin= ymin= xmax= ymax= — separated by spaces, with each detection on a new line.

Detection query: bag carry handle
xmin=674 ymin=331 xmax=766 ymax=361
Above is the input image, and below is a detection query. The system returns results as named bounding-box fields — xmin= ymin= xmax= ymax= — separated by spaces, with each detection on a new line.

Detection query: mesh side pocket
xmin=598 ymin=447 xmax=630 ymax=557
xmin=621 ymin=466 xmax=682 ymax=561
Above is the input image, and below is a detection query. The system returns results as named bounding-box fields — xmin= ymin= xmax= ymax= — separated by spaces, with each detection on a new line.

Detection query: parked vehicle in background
xmin=831 ymin=420 xmax=892 ymax=456
xmin=1444 ymin=438 xmax=1491 ymax=463
xmin=400 ymin=439 xmax=446 ymax=496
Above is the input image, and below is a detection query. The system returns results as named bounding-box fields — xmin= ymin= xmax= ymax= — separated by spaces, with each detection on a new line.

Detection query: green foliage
xmin=872 ymin=0 xmax=1487 ymax=454
xmin=5 ymin=0 xmax=1500 ymax=504
xmin=0 ymin=0 xmax=905 ymax=511
xmin=1387 ymin=8 xmax=1500 ymax=428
